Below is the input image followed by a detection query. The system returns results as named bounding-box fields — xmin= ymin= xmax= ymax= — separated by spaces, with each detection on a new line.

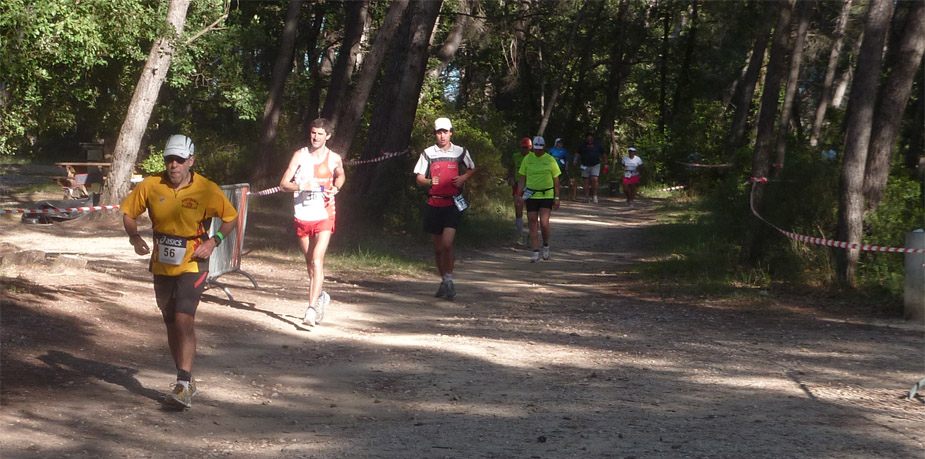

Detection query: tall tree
xmin=355 ymin=0 xmax=443 ymax=202
xmin=810 ymin=0 xmax=853 ymax=147
xmin=321 ymin=0 xmax=370 ymax=124
xmin=427 ymin=0 xmax=474 ymax=80
xmin=773 ymin=0 xmax=813 ymax=171
xmin=862 ymin=0 xmax=925 ymax=211
xmin=328 ymin=0 xmax=410 ymax=156
xmin=100 ymin=0 xmax=192 ymax=206
xmin=252 ymin=0 xmax=303 ymax=188
xmin=725 ymin=4 xmax=773 ymax=156
xmin=536 ymin=1 xmax=593 ymax=136
xmin=835 ymin=0 xmax=894 ymax=285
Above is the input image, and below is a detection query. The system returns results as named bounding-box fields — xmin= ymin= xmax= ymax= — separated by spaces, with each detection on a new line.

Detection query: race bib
xmin=454 ymin=194 xmax=468 ymax=212
xmin=624 ymin=170 xmax=635 ymax=178
xmin=156 ymin=234 xmax=187 ymax=265
xmin=522 ymin=189 xmax=535 ymax=200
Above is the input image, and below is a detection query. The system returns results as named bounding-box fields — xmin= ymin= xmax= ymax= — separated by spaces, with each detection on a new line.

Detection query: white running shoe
xmin=316 ymin=291 xmax=330 ymax=323
xmin=592 ymin=196 xmax=599 ymax=203
xmin=303 ymin=307 xmax=317 ymax=326
xmin=542 ymin=246 xmax=550 ymax=260
xmin=530 ymin=251 xmax=540 ymax=263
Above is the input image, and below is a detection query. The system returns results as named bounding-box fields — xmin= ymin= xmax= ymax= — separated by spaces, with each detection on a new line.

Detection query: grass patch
xmin=326 ymin=246 xmax=431 ymax=278
xmin=634 ymin=197 xmax=768 ymax=296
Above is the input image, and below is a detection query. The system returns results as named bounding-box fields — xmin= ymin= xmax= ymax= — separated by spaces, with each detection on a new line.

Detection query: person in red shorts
xmin=278 ymin=118 xmax=346 ymax=326
xmin=621 ymin=146 xmax=643 ymax=208
xmin=121 ymin=134 xmax=239 ymax=409
xmin=413 ymin=117 xmax=476 ymax=300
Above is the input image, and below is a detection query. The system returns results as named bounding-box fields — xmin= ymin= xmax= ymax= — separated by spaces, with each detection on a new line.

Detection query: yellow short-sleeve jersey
xmin=121 ymin=172 xmax=238 ymax=276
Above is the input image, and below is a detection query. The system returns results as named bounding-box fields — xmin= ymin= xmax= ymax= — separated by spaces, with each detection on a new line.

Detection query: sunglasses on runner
xmin=164 ymin=155 xmax=189 ymax=164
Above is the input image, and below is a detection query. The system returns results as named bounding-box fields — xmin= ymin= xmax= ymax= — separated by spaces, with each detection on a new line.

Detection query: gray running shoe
xmin=316 ymin=291 xmax=330 ymax=323
xmin=444 ymin=280 xmax=456 ymax=300
xmin=435 ymin=280 xmax=448 ymax=298
xmin=531 ymin=251 xmax=540 ymax=263
xmin=542 ymin=246 xmax=550 ymax=260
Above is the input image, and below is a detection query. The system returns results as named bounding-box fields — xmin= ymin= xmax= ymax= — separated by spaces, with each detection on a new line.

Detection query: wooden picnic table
xmin=53 ymin=162 xmax=112 ymax=198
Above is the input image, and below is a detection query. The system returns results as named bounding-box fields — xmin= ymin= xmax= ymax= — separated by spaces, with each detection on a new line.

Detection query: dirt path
xmin=1 ymin=196 xmax=923 ymax=458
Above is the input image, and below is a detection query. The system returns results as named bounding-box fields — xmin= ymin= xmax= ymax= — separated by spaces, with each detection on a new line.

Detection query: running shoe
xmin=165 ymin=381 xmax=196 ymax=408
xmin=316 ymin=291 xmax=330 ymax=323
xmin=303 ymin=306 xmax=317 ymax=326
xmin=592 ymin=196 xmax=599 ymax=203
xmin=444 ymin=280 xmax=456 ymax=300
xmin=531 ymin=251 xmax=540 ymax=263
xmin=542 ymin=246 xmax=550 ymax=260
xmin=435 ymin=280 xmax=448 ymax=298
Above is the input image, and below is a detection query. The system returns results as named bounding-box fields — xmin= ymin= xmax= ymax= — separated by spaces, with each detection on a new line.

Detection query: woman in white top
xmin=621 ymin=147 xmax=643 ymax=207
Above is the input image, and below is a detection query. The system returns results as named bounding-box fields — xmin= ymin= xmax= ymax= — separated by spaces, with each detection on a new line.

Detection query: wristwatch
xmin=212 ymin=234 xmax=223 ymax=246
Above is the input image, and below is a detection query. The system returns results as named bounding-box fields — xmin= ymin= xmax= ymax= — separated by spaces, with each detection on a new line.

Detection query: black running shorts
xmin=525 ymin=198 xmax=554 ymax=212
xmin=422 ymin=204 xmax=461 ymax=235
xmin=153 ymin=272 xmax=208 ymax=321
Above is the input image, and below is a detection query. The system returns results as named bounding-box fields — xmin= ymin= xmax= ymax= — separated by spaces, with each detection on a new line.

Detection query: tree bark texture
xmin=321 ymin=0 xmax=370 ymax=123
xmin=300 ymin=5 xmax=327 ymax=133
xmin=835 ymin=0 xmax=894 ymax=286
xmin=862 ymin=0 xmax=925 ymax=211
xmin=773 ymin=0 xmax=812 ymax=171
xmin=670 ymin=0 xmax=698 ymax=124
xmin=328 ymin=0 xmax=410 ymax=157
xmin=100 ymin=0 xmax=191 ymax=206
xmin=810 ymin=0 xmax=852 ymax=147
xmin=252 ymin=0 xmax=303 ymax=189
xmin=355 ymin=0 xmax=443 ymax=203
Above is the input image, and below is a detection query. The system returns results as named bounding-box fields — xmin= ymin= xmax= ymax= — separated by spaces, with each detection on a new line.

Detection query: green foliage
xmin=139 ymin=148 xmax=166 ymax=175
xmin=857 ymin=175 xmax=924 ymax=296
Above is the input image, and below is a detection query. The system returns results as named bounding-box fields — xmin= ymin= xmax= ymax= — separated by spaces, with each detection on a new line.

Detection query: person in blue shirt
xmin=548 ymin=138 xmax=569 ymax=175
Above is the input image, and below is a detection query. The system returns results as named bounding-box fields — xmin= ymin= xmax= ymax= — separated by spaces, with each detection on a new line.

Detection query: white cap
xmin=532 ymin=136 xmax=545 ymax=149
xmin=628 ymin=147 xmax=636 ymax=152
xmin=434 ymin=117 xmax=452 ymax=131
xmin=163 ymin=135 xmax=195 ymax=159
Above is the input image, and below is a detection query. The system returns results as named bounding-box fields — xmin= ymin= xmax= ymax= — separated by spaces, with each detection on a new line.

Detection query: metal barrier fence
xmin=208 ymin=183 xmax=257 ymax=301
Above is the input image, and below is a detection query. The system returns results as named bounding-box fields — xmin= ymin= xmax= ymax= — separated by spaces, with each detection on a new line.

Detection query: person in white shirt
xmin=278 ymin=118 xmax=346 ymax=326
xmin=621 ymin=147 xmax=643 ymax=207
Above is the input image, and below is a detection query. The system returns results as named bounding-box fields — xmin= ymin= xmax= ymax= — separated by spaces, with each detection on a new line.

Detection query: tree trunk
xmin=321 ymin=0 xmax=370 ymax=123
xmin=741 ymin=0 xmax=794 ymax=262
xmin=356 ymin=0 xmax=443 ymax=205
xmin=835 ymin=0 xmax=894 ymax=286
xmin=252 ymin=0 xmax=303 ymax=189
xmin=595 ymin=0 xmax=631 ymax=140
xmin=99 ymin=0 xmax=191 ymax=207
xmin=670 ymin=0 xmax=698 ymax=124
xmin=773 ymin=0 xmax=812 ymax=172
xmin=751 ymin=0 xmax=794 ymax=184
xmin=300 ymin=5 xmax=327 ymax=133
xmin=810 ymin=0 xmax=852 ymax=147
xmin=832 ymin=30 xmax=863 ymax=109
xmin=658 ymin=1 xmax=672 ymax=133
xmin=862 ymin=0 xmax=925 ymax=211
xmin=328 ymin=0 xmax=410 ymax=157
xmin=725 ymin=8 xmax=773 ymax=156
xmin=906 ymin=72 xmax=924 ymax=170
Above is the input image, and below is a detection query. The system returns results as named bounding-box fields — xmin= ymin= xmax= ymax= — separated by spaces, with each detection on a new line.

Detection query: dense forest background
xmin=1 ymin=0 xmax=922 ymax=299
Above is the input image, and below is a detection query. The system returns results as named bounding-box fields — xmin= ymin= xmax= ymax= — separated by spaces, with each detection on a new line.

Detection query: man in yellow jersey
xmin=278 ymin=118 xmax=345 ymax=326
xmin=121 ymin=135 xmax=238 ymax=409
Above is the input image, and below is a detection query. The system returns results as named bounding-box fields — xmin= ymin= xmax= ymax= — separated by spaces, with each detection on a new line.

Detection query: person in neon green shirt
xmin=515 ymin=136 xmax=561 ymax=262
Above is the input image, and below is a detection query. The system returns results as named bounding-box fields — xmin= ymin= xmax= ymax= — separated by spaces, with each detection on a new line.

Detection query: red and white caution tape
xmin=748 ymin=182 xmax=925 ymax=254
xmin=248 ymin=148 xmax=411 ymax=197
xmin=659 ymin=185 xmax=685 ymax=192
xmin=344 ymin=148 xmax=410 ymax=166
xmin=1 ymin=204 xmax=120 ymax=215
xmin=248 ymin=186 xmax=280 ymax=197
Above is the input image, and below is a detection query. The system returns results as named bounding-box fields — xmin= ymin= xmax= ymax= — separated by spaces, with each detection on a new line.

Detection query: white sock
xmin=445 ymin=273 xmax=453 ymax=282
xmin=178 ymin=380 xmax=190 ymax=389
